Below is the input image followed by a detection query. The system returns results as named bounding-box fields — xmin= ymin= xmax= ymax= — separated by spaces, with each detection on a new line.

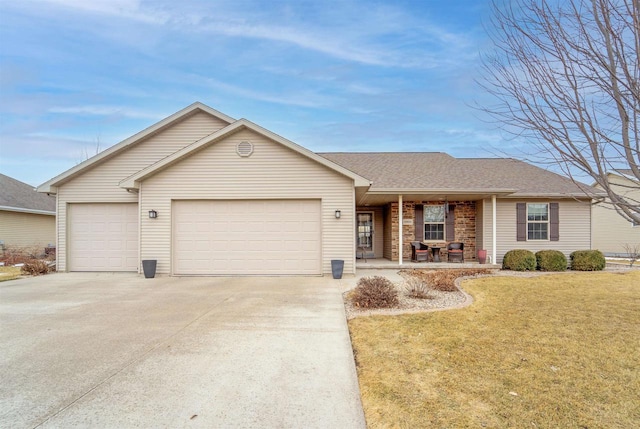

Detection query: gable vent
xmin=236 ymin=141 xmax=254 ymax=157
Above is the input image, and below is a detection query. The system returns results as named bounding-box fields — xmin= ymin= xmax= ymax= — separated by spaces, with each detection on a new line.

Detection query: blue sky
xmin=0 ymin=0 xmax=511 ymax=187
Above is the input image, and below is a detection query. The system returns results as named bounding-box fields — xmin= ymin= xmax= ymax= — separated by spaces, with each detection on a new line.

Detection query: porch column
xmin=492 ymin=194 xmax=497 ymax=265
xmin=398 ymin=194 xmax=403 ymax=265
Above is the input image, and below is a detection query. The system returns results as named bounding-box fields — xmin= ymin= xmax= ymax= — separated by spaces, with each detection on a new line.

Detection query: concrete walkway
xmin=0 ymin=273 xmax=365 ymax=428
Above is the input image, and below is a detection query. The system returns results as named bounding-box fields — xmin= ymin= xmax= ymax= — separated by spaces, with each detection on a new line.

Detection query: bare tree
xmin=480 ymin=0 xmax=639 ymax=223
xmin=77 ymin=136 xmax=103 ymax=164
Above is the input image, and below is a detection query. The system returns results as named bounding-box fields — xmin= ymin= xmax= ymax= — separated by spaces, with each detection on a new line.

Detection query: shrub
xmin=20 ymin=260 xmax=50 ymax=276
xmin=405 ymin=269 xmax=492 ymax=292
xmin=570 ymin=250 xmax=606 ymax=271
xmin=502 ymin=249 xmax=536 ymax=271
xmin=0 ymin=246 xmax=40 ymax=266
xmin=404 ymin=277 xmax=433 ymax=299
xmin=535 ymin=250 xmax=567 ymax=271
xmin=350 ymin=276 xmax=399 ymax=309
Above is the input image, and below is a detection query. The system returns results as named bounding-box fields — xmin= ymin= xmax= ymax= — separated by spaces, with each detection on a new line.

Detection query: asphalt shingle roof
xmin=319 ymin=152 xmax=595 ymax=196
xmin=0 ymin=173 xmax=56 ymax=212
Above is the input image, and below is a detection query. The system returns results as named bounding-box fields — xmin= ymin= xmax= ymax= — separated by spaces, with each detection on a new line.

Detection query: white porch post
xmin=398 ymin=194 xmax=403 ymax=265
xmin=492 ymin=194 xmax=497 ymax=265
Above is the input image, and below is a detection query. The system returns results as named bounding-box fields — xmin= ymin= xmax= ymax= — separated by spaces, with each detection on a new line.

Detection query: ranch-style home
xmin=37 ymin=102 xmax=596 ymax=276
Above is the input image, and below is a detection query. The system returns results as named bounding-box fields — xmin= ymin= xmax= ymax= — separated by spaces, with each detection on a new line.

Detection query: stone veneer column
xmin=402 ymin=201 xmax=415 ymax=261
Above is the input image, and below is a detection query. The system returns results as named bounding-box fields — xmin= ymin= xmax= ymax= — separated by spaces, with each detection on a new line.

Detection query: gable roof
xmin=0 ymin=173 xmax=55 ymax=215
xmin=319 ymin=152 xmax=597 ymax=198
xmin=120 ymin=119 xmax=372 ymax=189
xmin=612 ymin=169 xmax=639 ymax=183
xmin=37 ymin=102 xmax=235 ymax=193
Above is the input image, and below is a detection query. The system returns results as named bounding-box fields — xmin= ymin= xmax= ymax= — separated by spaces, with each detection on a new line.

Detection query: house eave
xmin=366 ymin=188 xmax=517 ymax=196
xmin=0 ymin=206 xmax=55 ymax=216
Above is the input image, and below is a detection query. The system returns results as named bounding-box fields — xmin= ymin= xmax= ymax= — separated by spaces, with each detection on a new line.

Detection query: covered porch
xmin=354 ymin=189 xmax=509 ymax=268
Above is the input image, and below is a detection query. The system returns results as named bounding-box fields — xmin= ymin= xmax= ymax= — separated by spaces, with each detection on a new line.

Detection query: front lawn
xmin=0 ymin=266 xmax=21 ymax=282
xmin=348 ymin=271 xmax=640 ymax=428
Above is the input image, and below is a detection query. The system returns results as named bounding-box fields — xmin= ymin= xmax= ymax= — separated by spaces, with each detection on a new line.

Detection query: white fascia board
xmin=367 ymin=188 xmax=517 ymax=195
xmin=120 ymin=119 xmax=372 ymax=190
xmin=37 ymin=102 xmax=235 ymax=193
xmin=0 ymin=206 xmax=55 ymax=216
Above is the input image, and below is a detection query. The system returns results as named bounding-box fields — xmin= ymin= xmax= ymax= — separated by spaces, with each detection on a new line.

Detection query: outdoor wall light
xmin=335 ymin=209 xmax=341 ymax=219
xmin=148 ymin=210 xmax=158 ymax=219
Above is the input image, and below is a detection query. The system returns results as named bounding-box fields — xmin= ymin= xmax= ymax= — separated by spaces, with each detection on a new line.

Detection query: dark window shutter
xmin=550 ymin=203 xmax=559 ymax=241
xmin=516 ymin=203 xmax=526 ymax=241
xmin=415 ymin=204 xmax=424 ymax=241
xmin=446 ymin=205 xmax=455 ymax=241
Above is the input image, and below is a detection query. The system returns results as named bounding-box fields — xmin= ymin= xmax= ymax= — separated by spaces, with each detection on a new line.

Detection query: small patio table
xmin=431 ymin=246 xmax=442 ymax=262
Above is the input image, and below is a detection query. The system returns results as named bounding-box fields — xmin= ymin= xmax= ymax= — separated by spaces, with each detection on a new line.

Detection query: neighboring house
xmin=37 ymin=102 xmax=597 ymax=276
xmin=1 ymin=173 xmax=56 ymax=251
xmin=592 ymin=170 xmax=640 ymax=256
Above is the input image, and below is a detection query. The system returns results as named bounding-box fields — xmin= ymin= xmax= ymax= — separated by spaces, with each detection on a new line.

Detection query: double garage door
xmin=68 ymin=200 xmax=321 ymax=275
xmin=173 ymin=200 xmax=321 ymax=275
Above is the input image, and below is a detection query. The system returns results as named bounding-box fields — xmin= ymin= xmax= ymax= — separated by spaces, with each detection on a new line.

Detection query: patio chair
xmin=447 ymin=242 xmax=464 ymax=263
xmin=411 ymin=241 xmax=430 ymax=262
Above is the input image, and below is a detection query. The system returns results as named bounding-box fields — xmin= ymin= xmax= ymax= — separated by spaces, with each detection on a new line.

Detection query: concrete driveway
xmin=0 ymin=273 xmax=365 ymax=428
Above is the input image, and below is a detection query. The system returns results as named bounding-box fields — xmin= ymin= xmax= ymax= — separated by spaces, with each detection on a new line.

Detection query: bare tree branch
xmin=479 ymin=0 xmax=640 ymax=223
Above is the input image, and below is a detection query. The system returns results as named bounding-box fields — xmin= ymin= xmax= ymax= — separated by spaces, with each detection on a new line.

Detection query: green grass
xmin=348 ymin=271 xmax=640 ymax=428
xmin=0 ymin=266 xmax=21 ymax=282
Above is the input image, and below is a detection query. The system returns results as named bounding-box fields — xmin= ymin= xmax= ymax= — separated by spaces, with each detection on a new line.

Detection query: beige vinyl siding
xmin=56 ymin=112 xmax=227 ymax=271
xmin=483 ymin=198 xmax=591 ymax=263
xmin=140 ymin=128 xmax=355 ymax=276
xmin=0 ymin=211 xmax=55 ymax=249
xmin=592 ymin=174 xmax=640 ymax=254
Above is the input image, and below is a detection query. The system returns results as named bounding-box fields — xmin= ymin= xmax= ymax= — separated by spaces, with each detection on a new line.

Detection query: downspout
xmin=138 ymin=182 xmax=142 ymax=275
xmin=492 ymin=195 xmax=497 ymax=265
xmin=398 ymin=194 xmax=403 ymax=265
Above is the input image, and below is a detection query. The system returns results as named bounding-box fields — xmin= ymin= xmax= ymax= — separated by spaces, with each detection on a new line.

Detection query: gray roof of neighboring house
xmin=0 ymin=173 xmax=56 ymax=213
xmin=318 ymin=152 xmax=596 ymax=197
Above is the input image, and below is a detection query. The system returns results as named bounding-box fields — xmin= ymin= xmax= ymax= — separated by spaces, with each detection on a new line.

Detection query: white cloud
xmin=48 ymin=105 xmax=163 ymax=120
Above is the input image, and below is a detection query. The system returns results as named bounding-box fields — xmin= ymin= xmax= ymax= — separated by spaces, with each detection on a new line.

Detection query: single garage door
xmin=173 ymin=200 xmax=321 ymax=275
xmin=68 ymin=203 xmax=138 ymax=271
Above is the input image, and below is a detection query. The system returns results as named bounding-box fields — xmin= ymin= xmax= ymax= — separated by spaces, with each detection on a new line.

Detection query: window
xmin=527 ymin=203 xmax=549 ymax=240
xmin=424 ymin=205 xmax=445 ymax=241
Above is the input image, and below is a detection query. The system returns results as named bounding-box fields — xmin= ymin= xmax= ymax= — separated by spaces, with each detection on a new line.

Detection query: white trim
xmin=492 ymin=195 xmax=497 ymax=265
xmin=398 ymin=194 xmax=403 ymax=266
xmin=0 ymin=206 xmax=55 ymax=216
xmin=423 ymin=204 xmax=446 ymax=241
xmin=526 ymin=202 xmax=550 ymax=241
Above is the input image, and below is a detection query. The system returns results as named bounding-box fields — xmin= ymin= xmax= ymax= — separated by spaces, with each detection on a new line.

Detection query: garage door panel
xmin=173 ymin=200 xmax=321 ymax=275
xmin=69 ymin=203 xmax=138 ymax=272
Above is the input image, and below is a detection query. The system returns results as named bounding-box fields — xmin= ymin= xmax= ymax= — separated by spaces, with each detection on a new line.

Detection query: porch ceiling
xmin=356 ymin=189 xmax=515 ymax=206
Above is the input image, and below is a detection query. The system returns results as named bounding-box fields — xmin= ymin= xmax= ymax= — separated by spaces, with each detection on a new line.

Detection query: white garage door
xmin=69 ymin=203 xmax=138 ymax=271
xmin=173 ymin=200 xmax=321 ymax=275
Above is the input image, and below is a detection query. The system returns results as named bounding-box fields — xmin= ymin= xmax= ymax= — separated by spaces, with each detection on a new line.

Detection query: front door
xmin=356 ymin=212 xmax=374 ymax=258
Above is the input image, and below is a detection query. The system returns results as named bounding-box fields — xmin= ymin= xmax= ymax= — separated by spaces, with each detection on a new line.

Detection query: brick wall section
xmin=451 ymin=201 xmax=476 ymax=261
xmin=388 ymin=200 xmax=477 ymax=261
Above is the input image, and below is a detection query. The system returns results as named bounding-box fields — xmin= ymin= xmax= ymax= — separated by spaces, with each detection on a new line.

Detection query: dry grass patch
xmin=0 ymin=266 xmax=21 ymax=282
xmin=349 ymin=271 xmax=640 ymax=428
xmin=405 ymin=268 xmax=493 ymax=291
